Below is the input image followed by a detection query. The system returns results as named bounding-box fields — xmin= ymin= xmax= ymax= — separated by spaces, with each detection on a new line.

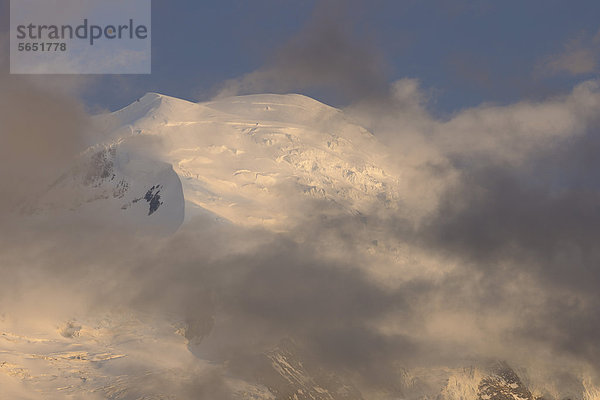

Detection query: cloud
xmin=340 ymin=78 xmax=600 ymax=382
xmin=537 ymin=31 xmax=600 ymax=77
xmin=214 ymin=0 xmax=389 ymax=103
xmin=4 ymin=23 xmax=600 ymax=396
xmin=0 ymin=76 xmax=91 ymax=218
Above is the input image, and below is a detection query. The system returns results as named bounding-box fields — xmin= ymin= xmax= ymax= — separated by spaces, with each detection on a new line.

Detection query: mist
xmin=3 ymin=2 xmax=600 ymax=398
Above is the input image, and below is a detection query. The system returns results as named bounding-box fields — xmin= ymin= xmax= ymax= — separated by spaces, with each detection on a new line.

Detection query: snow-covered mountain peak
xmin=203 ymin=93 xmax=342 ymax=125
xmin=104 ymin=91 xmax=199 ymax=130
xmin=36 ymin=92 xmax=402 ymax=231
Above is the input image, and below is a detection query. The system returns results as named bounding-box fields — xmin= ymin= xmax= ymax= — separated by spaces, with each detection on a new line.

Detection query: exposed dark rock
xmin=132 ymin=184 xmax=164 ymax=215
xmin=83 ymin=146 xmax=117 ymax=187
xmin=478 ymin=362 xmax=535 ymax=400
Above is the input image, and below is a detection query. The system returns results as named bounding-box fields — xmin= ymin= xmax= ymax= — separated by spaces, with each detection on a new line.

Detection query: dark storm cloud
xmin=0 ymin=211 xmax=425 ymax=395
xmin=419 ymin=120 xmax=600 ymax=365
xmin=107 ymin=220 xmax=421 ymax=381
xmin=215 ymin=0 xmax=390 ymax=103
xmin=334 ymin=79 xmax=600 ymax=388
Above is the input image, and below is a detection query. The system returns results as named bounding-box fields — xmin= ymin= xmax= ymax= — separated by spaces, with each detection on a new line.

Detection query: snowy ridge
xmin=77 ymin=92 xmax=401 ymax=230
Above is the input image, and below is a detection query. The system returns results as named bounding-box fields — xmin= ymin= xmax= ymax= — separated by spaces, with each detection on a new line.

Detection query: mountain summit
xmin=35 ymin=93 xmax=400 ymax=232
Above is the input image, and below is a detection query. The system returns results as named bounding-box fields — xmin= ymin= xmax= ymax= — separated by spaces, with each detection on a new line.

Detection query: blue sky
xmin=3 ymin=0 xmax=600 ymax=114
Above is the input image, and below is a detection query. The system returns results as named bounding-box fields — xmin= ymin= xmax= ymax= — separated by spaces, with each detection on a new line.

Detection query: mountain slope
xmin=34 ymin=92 xmax=401 ymax=232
